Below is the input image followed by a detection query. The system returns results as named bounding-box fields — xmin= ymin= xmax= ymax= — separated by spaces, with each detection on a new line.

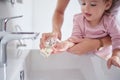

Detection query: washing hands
xmin=40 ymin=38 xmax=74 ymax=57
xmin=40 ymin=38 xmax=60 ymax=57
xmin=40 ymin=36 xmax=81 ymax=58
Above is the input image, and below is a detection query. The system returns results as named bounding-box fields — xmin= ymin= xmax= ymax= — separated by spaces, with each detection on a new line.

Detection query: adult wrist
xmin=52 ymin=27 xmax=61 ymax=33
xmin=52 ymin=30 xmax=61 ymax=40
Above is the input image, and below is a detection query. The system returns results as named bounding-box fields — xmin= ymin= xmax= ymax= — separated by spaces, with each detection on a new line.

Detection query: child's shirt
xmin=71 ymin=13 xmax=120 ymax=60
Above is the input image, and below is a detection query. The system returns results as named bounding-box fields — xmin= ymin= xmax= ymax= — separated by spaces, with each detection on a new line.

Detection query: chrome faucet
xmin=0 ymin=15 xmax=39 ymax=80
xmin=0 ymin=32 xmax=39 ymax=67
xmin=0 ymin=15 xmax=23 ymax=31
xmin=0 ymin=32 xmax=39 ymax=80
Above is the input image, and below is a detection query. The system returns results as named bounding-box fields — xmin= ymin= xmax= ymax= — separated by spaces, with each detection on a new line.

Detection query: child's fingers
xmin=107 ymin=57 xmax=120 ymax=69
xmin=53 ymin=44 xmax=67 ymax=53
xmin=112 ymin=58 xmax=120 ymax=68
xmin=52 ymin=45 xmax=61 ymax=53
xmin=52 ymin=44 xmax=60 ymax=50
xmin=52 ymin=49 xmax=62 ymax=54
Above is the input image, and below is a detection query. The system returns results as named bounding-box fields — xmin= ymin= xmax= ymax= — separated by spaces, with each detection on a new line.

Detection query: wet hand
xmin=39 ymin=32 xmax=59 ymax=49
xmin=40 ymin=37 xmax=60 ymax=57
xmin=52 ymin=41 xmax=74 ymax=54
xmin=53 ymin=41 xmax=69 ymax=52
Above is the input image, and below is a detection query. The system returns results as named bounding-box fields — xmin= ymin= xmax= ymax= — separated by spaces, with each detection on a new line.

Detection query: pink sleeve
xmin=107 ymin=16 xmax=120 ymax=50
xmin=70 ymin=14 xmax=83 ymax=39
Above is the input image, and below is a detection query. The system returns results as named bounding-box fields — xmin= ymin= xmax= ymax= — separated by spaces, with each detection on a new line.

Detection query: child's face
xmin=81 ymin=0 xmax=112 ymax=24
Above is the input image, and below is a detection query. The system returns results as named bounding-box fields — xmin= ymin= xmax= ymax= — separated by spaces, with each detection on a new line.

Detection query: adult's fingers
xmin=39 ymin=38 xmax=44 ymax=49
xmin=40 ymin=33 xmax=50 ymax=49
xmin=107 ymin=58 xmax=112 ymax=69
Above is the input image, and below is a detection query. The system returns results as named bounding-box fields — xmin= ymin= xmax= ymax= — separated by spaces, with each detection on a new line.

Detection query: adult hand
xmin=39 ymin=32 xmax=61 ymax=49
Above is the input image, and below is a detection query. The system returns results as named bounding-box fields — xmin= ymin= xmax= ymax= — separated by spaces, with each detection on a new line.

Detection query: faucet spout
xmin=0 ymin=32 xmax=39 ymax=67
xmin=0 ymin=15 xmax=23 ymax=31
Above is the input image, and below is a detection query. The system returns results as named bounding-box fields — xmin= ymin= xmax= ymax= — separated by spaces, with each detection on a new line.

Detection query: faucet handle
xmin=16 ymin=40 xmax=27 ymax=48
xmin=0 ymin=15 xmax=23 ymax=22
xmin=0 ymin=15 xmax=23 ymax=31
xmin=3 ymin=15 xmax=23 ymax=20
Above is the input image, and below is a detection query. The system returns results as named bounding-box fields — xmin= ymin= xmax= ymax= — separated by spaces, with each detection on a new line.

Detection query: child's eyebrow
xmin=80 ymin=0 xmax=98 ymax=3
xmin=81 ymin=0 xmax=98 ymax=2
xmin=90 ymin=1 xmax=98 ymax=2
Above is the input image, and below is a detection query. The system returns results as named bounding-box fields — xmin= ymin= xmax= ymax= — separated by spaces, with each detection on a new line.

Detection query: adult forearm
xmin=52 ymin=0 xmax=70 ymax=39
xmin=52 ymin=10 xmax=64 ymax=33
xmin=52 ymin=0 xmax=69 ymax=32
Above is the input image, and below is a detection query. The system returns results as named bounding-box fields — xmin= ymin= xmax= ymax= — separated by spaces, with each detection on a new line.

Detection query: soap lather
xmin=40 ymin=38 xmax=60 ymax=57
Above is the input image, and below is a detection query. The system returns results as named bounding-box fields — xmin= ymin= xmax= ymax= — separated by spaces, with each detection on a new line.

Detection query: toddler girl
xmin=52 ymin=0 xmax=120 ymax=69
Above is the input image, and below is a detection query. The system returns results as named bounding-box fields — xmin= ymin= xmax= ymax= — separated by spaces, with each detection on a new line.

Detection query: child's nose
xmin=84 ymin=5 xmax=90 ymax=12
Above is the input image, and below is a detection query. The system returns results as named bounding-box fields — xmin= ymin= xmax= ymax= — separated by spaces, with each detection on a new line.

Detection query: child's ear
xmin=105 ymin=0 xmax=112 ymax=10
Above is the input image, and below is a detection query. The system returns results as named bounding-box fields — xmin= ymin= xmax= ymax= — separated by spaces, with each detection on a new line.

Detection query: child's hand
xmin=107 ymin=56 xmax=120 ymax=69
xmin=52 ymin=41 xmax=74 ymax=53
xmin=40 ymin=37 xmax=60 ymax=57
xmin=53 ymin=41 xmax=70 ymax=52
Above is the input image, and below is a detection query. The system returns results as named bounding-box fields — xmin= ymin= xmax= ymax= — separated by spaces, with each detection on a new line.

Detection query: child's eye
xmin=81 ymin=2 xmax=86 ymax=5
xmin=90 ymin=3 xmax=96 ymax=6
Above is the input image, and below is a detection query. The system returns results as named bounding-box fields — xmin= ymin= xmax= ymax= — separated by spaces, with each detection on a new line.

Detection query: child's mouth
xmin=85 ymin=13 xmax=92 ymax=17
